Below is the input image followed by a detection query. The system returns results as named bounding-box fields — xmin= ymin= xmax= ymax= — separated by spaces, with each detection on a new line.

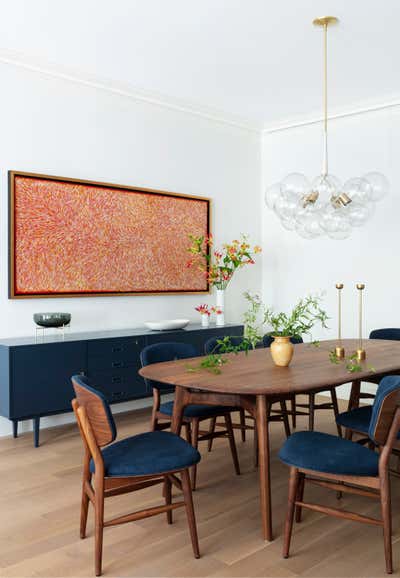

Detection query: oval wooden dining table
xmin=139 ymin=338 xmax=400 ymax=542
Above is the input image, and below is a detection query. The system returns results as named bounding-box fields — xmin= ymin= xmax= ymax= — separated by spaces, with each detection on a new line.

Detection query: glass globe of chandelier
xmin=265 ymin=16 xmax=389 ymax=240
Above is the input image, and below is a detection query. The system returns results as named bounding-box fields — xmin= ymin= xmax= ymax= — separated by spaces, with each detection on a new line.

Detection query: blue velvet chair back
xmin=71 ymin=374 xmax=117 ymax=447
xmin=204 ymin=336 xmax=246 ymax=355
xmin=262 ymin=335 xmax=303 ymax=348
xmin=368 ymin=375 xmax=400 ymax=445
xmin=140 ymin=342 xmax=199 ymax=391
xmin=369 ymin=328 xmax=400 ymax=341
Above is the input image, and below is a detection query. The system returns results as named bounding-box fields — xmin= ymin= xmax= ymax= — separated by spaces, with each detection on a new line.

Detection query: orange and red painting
xmin=9 ymin=172 xmax=210 ymax=298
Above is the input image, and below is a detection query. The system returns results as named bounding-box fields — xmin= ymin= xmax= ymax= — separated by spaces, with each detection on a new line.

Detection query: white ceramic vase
xmin=201 ymin=313 xmax=210 ymax=327
xmin=215 ymin=289 xmax=225 ymax=326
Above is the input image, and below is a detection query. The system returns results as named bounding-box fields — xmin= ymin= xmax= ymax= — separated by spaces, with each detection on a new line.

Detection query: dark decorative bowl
xmin=33 ymin=312 xmax=71 ymax=328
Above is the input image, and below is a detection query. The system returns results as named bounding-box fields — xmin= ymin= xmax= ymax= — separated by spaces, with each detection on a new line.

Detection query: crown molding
xmin=0 ymin=49 xmax=261 ymax=134
xmin=262 ymin=98 xmax=400 ymax=134
xmin=1 ymin=48 xmax=398 ymax=138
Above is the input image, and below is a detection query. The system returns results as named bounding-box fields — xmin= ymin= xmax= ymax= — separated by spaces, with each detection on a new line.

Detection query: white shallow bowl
xmin=145 ymin=319 xmax=190 ymax=331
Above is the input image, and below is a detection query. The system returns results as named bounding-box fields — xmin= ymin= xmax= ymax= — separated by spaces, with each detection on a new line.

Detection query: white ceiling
xmin=0 ymin=0 xmax=399 ymax=128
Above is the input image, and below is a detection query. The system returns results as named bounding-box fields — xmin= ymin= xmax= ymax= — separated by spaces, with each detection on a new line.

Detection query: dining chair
xmin=263 ymin=335 xmax=341 ymax=435
xmin=343 ymin=329 xmax=400 ymax=439
xmin=204 ymin=335 xmax=292 ymax=454
xmin=71 ymin=374 xmax=200 ymax=576
xmin=140 ymin=342 xmax=240 ymax=490
xmin=279 ymin=375 xmax=400 ymax=575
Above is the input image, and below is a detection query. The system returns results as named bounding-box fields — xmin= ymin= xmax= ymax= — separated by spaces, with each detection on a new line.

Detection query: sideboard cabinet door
xmin=10 ymin=342 xmax=87 ymax=419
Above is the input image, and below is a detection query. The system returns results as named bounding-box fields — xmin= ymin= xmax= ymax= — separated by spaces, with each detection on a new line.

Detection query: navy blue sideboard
xmin=0 ymin=323 xmax=243 ymax=446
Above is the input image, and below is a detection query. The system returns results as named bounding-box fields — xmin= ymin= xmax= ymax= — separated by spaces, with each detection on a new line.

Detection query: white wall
xmin=0 ymin=62 xmax=261 ymax=436
xmin=261 ymin=106 xmax=398 ymax=396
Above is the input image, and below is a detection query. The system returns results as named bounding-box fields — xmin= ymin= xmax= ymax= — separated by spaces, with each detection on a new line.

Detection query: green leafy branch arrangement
xmin=263 ymin=295 xmax=329 ymax=339
xmin=243 ymin=291 xmax=328 ymax=342
xmin=329 ymin=350 xmax=375 ymax=374
xmin=186 ymin=293 xmax=329 ymax=375
xmin=186 ymin=335 xmax=252 ymax=375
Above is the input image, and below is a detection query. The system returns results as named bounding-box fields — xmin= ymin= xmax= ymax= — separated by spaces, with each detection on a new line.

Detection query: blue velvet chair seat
xmin=279 ymin=430 xmax=379 ymax=476
xmin=90 ymin=430 xmax=201 ymax=477
xmin=336 ymin=405 xmax=372 ymax=434
xmin=159 ymin=400 xmax=237 ymax=418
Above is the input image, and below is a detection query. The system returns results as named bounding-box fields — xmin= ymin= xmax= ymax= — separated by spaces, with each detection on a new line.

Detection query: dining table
xmin=139 ymin=338 xmax=400 ymax=541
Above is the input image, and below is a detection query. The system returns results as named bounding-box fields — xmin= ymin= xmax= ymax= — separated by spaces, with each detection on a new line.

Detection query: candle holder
xmin=335 ymin=283 xmax=345 ymax=358
xmin=356 ymin=283 xmax=366 ymax=361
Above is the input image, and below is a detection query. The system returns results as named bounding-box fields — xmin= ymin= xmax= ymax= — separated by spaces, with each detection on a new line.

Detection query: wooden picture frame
xmin=9 ymin=171 xmax=211 ymax=299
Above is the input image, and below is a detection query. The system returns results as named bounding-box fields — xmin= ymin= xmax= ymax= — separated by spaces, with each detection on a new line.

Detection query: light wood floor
xmin=1 ymin=396 xmax=399 ymax=578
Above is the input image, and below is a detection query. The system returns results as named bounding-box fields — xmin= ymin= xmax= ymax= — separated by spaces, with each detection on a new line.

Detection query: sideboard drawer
xmin=87 ymin=368 xmax=148 ymax=401
xmin=87 ymin=337 xmax=145 ymax=370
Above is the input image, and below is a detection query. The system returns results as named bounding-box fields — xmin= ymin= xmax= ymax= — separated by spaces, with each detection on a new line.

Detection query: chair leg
xmin=308 ymin=393 xmax=315 ymax=431
xmin=150 ymin=389 xmax=160 ymax=431
xmin=290 ymin=395 xmax=296 ymax=429
xmin=330 ymin=387 xmax=342 ymax=437
xmin=164 ymin=476 xmax=173 ymax=524
xmin=190 ymin=418 xmax=200 ymax=491
xmin=380 ymin=473 xmax=393 ymax=574
xmin=94 ymin=476 xmax=105 ymax=577
xmin=184 ymin=423 xmax=192 ymax=444
xmin=80 ymin=477 xmax=90 ymax=539
xmin=207 ymin=417 xmax=216 ymax=452
xmin=280 ymin=399 xmax=291 ymax=438
xmin=225 ymin=413 xmax=241 ymax=476
xmin=295 ymin=473 xmax=305 ymax=523
xmin=240 ymin=409 xmax=246 ymax=442
xmin=283 ymin=467 xmax=299 ymax=558
xmin=345 ymin=428 xmax=353 ymax=441
xmin=181 ymin=469 xmax=200 ymax=558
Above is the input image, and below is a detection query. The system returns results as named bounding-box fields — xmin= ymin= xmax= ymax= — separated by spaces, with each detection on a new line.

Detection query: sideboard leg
xmin=33 ymin=417 xmax=40 ymax=447
xmin=12 ymin=420 xmax=18 ymax=438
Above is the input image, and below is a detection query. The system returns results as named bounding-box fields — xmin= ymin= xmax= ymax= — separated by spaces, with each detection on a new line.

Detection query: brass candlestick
xmin=335 ymin=283 xmax=345 ymax=358
xmin=356 ymin=283 xmax=366 ymax=361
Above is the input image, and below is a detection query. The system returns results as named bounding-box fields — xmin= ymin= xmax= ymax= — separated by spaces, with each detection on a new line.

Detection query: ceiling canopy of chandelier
xmin=265 ymin=16 xmax=389 ymax=240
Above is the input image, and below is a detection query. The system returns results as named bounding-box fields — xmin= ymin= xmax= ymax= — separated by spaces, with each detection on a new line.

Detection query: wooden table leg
xmin=347 ymin=380 xmax=361 ymax=411
xmin=256 ymin=394 xmax=272 ymax=541
xmin=171 ymin=385 xmax=187 ymax=436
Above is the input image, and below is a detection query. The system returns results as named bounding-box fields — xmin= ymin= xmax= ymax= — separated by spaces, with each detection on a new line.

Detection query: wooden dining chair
xmin=71 ymin=375 xmax=201 ymax=576
xmin=204 ymin=336 xmax=292 ymax=454
xmin=343 ymin=329 xmax=400 ymax=439
xmin=140 ymin=342 xmax=240 ymax=490
xmin=279 ymin=375 xmax=400 ymax=574
xmin=263 ymin=335 xmax=341 ymax=435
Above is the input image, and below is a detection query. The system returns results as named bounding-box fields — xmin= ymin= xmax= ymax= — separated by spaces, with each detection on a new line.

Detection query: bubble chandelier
xmin=265 ymin=16 xmax=389 ymax=240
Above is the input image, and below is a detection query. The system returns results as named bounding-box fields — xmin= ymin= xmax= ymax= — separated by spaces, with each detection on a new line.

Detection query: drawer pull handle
xmin=112 ymin=377 xmax=122 ymax=384
xmin=112 ymin=361 xmax=123 ymax=368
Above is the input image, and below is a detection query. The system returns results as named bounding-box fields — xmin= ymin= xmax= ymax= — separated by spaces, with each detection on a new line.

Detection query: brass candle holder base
xmin=356 ymin=348 xmax=366 ymax=361
xmin=335 ymin=346 xmax=345 ymax=359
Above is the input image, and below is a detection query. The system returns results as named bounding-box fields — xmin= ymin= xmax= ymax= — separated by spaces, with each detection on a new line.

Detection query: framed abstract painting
xmin=9 ymin=171 xmax=211 ymax=298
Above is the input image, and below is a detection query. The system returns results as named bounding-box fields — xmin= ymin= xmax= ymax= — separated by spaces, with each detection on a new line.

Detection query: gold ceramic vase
xmin=270 ymin=336 xmax=294 ymax=367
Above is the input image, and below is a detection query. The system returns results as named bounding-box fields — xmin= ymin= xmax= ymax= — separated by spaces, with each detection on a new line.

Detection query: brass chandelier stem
xmin=313 ymin=16 xmax=338 ymax=178
xmin=323 ymin=21 xmax=328 ymax=176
